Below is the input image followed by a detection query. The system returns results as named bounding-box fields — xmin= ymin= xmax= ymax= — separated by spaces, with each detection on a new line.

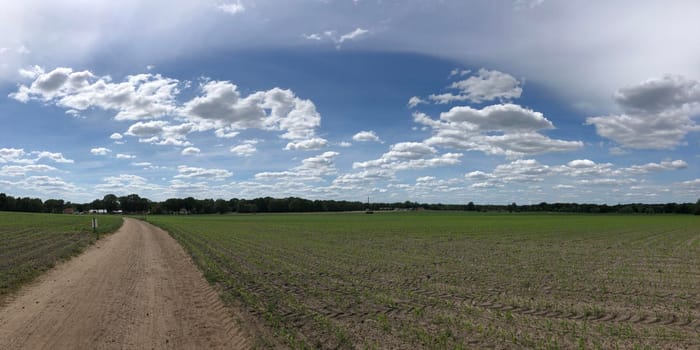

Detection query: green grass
xmin=146 ymin=212 xmax=700 ymax=349
xmin=0 ymin=212 xmax=123 ymax=300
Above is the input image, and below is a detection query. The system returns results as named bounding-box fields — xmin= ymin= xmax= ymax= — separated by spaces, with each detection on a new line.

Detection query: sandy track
xmin=0 ymin=218 xmax=249 ymax=349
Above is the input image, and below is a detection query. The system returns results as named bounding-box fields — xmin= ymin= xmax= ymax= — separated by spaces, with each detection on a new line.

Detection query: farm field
xmin=0 ymin=211 xmax=122 ymax=301
xmin=147 ymin=212 xmax=700 ymax=349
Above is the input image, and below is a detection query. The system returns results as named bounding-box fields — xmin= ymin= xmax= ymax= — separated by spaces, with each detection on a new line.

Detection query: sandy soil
xmin=0 ymin=218 xmax=250 ymax=349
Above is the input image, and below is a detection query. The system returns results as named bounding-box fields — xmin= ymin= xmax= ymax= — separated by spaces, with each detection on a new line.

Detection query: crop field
xmin=147 ymin=212 xmax=700 ymax=349
xmin=0 ymin=212 xmax=122 ymax=300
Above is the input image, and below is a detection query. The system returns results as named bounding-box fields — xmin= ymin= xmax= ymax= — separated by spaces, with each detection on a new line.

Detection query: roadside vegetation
xmin=148 ymin=212 xmax=700 ymax=349
xmin=0 ymin=212 xmax=122 ymax=302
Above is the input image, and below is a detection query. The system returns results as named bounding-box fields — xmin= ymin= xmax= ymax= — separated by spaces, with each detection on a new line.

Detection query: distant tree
xmin=44 ymin=199 xmax=65 ymax=213
xmin=119 ymin=194 xmax=150 ymax=213
xmin=102 ymin=194 xmax=119 ymax=213
xmin=694 ymin=199 xmax=700 ymax=216
xmin=508 ymin=202 xmax=517 ymax=213
xmin=466 ymin=201 xmax=476 ymax=211
xmin=215 ymin=199 xmax=229 ymax=214
xmin=90 ymin=199 xmax=104 ymax=210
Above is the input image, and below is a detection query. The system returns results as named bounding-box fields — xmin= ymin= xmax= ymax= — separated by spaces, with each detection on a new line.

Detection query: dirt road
xmin=0 ymin=218 xmax=249 ymax=349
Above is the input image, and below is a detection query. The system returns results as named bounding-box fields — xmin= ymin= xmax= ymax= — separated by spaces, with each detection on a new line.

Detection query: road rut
xmin=0 ymin=218 xmax=249 ymax=349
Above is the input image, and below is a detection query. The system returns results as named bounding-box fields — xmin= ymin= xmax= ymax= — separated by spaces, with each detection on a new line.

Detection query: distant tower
xmin=365 ymin=196 xmax=374 ymax=214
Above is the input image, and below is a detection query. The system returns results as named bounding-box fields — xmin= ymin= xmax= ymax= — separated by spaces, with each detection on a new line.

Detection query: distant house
xmin=63 ymin=207 xmax=75 ymax=215
xmin=178 ymin=208 xmax=189 ymax=215
xmin=88 ymin=209 xmax=107 ymax=214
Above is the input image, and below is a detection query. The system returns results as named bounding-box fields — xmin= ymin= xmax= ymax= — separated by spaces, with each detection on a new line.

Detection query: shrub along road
xmin=0 ymin=218 xmax=249 ymax=349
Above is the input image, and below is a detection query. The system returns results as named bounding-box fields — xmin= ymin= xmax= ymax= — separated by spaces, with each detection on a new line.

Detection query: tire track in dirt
xmin=397 ymin=287 xmax=700 ymax=331
xmin=0 ymin=218 xmax=250 ymax=350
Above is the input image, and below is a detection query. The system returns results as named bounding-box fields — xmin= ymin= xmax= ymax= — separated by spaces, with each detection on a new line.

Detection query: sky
xmin=0 ymin=0 xmax=698 ymax=204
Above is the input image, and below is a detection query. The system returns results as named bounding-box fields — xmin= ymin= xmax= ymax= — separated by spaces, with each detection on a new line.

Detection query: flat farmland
xmin=0 ymin=212 xmax=122 ymax=300
xmin=147 ymin=213 xmax=700 ymax=349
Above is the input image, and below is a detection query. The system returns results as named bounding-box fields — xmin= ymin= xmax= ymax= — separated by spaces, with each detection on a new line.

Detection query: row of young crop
xmin=147 ymin=214 xmax=700 ymax=348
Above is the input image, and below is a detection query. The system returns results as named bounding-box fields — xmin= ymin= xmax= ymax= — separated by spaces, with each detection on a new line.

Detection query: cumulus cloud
xmin=0 ymin=148 xmax=28 ymax=163
xmin=407 ymin=96 xmax=427 ymax=108
xmin=0 ymin=164 xmax=57 ymax=177
xmin=9 ymin=176 xmax=82 ymax=194
xmin=12 ymin=68 xmax=326 ymax=151
xmin=95 ymin=174 xmax=160 ymax=195
xmin=125 ymin=120 xmax=193 ymax=147
xmin=90 ymin=147 xmax=111 ymax=156
xmin=464 ymin=158 xmax=688 ymax=190
xmin=352 ymin=130 xmax=381 ymax=142
xmin=116 ymin=153 xmax=136 ymax=159
xmin=11 ymin=67 xmax=180 ymax=121
xmin=181 ymin=147 xmax=201 ymax=156
xmin=415 ymin=104 xmax=582 ymax=158
xmin=353 ymin=142 xmax=462 ymax=172
xmin=175 ymin=165 xmax=232 ymax=180
xmin=429 ymin=69 xmax=523 ymax=104
xmin=624 ymin=160 xmax=687 ymax=174
xmin=586 ymin=75 xmax=700 ymax=149
xmin=230 ymin=143 xmax=256 ymax=156
xmin=183 ymin=81 xmax=323 ymax=143
xmin=0 ymin=148 xmax=73 ymax=164
xmin=285 ymin=137 xmax=328 ymax=151
xmin=255 ymin=151 xmax=339 ymax=182
xmin=33 ymin=151 xmax=74 ymax=164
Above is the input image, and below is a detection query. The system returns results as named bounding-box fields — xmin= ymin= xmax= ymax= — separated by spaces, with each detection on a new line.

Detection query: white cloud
xmin=183 ymin=81 xmax=323 ymax=142
xmin=464 ymin=158 xmax=688 ymax=190
xmin=33 ymin=151 xmax=74 ymax=164
xmin=624 ymin=160 xmax=687 ymax=174
xmin=303 ymin=28 xmax=370 ymax=47
xmin=181 ymin=147 xmax=201 ymax=156
xmin=125 ymin=120 xmax=193 ymax=147
xmin=90 ymin=147 xmax=111 ymax=156
xmin=175 ymin=165 xmax=232 ymax=180
xmin=0 ymin=164 xmax=56 ymax=177
xmin=679 ymin=178 xmax=700 ymax=188
xmin=416 ymin=104 xmax=582 ymax=158
xmin=0 ymin=148 xmax=73 ymax=165
xmin=95 ymin=174 xmax=159 ymax=195
xmin=352 ymin=130 xmax=381 ymax=142
xmin=338 ymin=141 xmax=352 ymax=147
xmin=285 ymin=137 xmax=328 ymax=151
xmin=13 ymin=68 xmax=326 ymax=152
xmin=338 ymin=28 xmax=369 ymax=43
xmin=353 ymin=142 xmax=462 ymax=172
xmin=110 ymin=133 xmax=123 ymax=140
xmin=255 ymin=151 xmax=339 ymax=182
xmin=407 ymin=96 xmax=426 ymax=108
xmin=217 ymin=1 xmax=245 ymax=15
xmin=116 ymin=153 xmax=136 ymax=159
xmin=230 ymin=143 xmax=256 ymax=156
xmin=10 ymin=176 xmax=81 ymax=195
xmin=11 ymin=67 xmax=180 ymax=121
xmin=586 ymin=75 xmax=700 ymax=149
xmin=0 ymin=148 xmax=27 ymax=163
xmin=429 ymin=69 xmax=523 ymax=104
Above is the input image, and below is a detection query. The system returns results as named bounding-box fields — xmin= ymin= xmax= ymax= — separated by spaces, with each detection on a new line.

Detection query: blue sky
xmin=0 ymin=0 xmax=698 ymax=204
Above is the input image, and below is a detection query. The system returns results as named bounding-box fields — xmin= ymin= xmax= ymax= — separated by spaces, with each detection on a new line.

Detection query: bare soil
xmin=0 ymin=218 xmax=250 ymax=349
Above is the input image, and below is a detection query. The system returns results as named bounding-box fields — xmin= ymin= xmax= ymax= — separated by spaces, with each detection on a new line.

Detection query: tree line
xmin=0 ymin=192 xmax=699 ymax=215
